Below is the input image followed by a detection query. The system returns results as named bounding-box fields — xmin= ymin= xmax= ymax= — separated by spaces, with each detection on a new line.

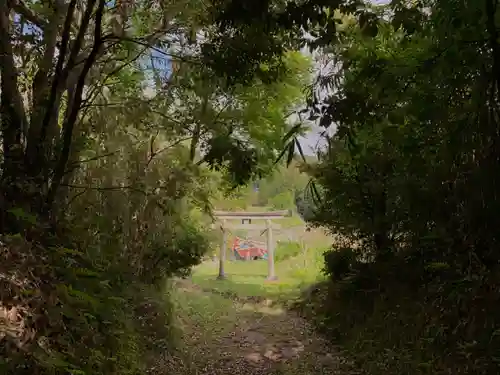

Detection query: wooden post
xmin=266 ymin=219 xmax=277 ymax=280
xmin=217 ymin=219 xmax=227 ymax=280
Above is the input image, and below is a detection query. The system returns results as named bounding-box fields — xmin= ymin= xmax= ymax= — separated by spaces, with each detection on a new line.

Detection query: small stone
xmin=245 ymin=352 xmax=262 ymax=363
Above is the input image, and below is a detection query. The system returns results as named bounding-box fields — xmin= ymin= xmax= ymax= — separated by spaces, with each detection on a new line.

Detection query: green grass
xmin=192 ymin=261 xmax=297 ymax=300
xmin=173 ymin=282 xmax=238 ymax=343
xmin=191 ymin=239 xmax=329 ymax=303
xmin=278 ymin=215 xmax=305 ymax=228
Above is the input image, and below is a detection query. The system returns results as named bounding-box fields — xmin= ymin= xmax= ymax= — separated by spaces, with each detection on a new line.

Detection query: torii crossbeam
xmin=213 ymin=210 xmax=292 ymax=281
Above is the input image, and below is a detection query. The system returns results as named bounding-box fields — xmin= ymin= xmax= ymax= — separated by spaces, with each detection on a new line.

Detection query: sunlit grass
xmin=191 ymin=239 xmax=329 ymax=302
xmin=192 ymin=260 xmax=297 ymax=299
xmin=174 ymin=283 xmax=236 ymax=340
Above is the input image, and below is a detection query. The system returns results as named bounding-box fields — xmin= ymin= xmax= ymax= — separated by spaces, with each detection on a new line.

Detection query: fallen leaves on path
xmin=165 ymin=279 xmax=360 ymax=375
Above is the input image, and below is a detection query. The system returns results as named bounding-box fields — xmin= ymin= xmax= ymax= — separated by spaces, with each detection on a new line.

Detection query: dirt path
xmin=169 ymin=279 xmax=359 ymax=375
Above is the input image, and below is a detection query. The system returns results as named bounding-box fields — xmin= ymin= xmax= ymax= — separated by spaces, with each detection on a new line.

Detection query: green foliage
xmin=0 ymin=0 xmax=386 ymax=374
xmin=170 ymin=50 xmax=312 ymax=187
xmin=295 ymin=177 xmax=321 ymax=221
xmin=0 ymin=9 xmax=316 ymax=367
xmin=1 ymin=189 xmax=210 ymax=375
xmin=0 ymin=234 xmax=172 ymax=375
xmin=295 ymin=1 xmax=500 ymax=374
xmin=203 ymin=0 xmax=374 ymax=84
xmin=1 ymin=35 xmax=213 ymax=373
xmin=268 ymin=191 xmax=294 ymax=210
xmin=203 ymin=136 xmax=262 ymax=188
xmin=11 ymin=0 xmax=498 ymax=374
xmin=212 ymin=161 xmax=310 ymax=210
xmin=275 ymin=240 xmax=302 ymax=263
xmin=322 ymin=247 xmax=356 ymax=281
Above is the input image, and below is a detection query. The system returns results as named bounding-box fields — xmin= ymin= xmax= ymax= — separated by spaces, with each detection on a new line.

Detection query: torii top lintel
xmin=213 ymin=209 xmax=292 ymax=220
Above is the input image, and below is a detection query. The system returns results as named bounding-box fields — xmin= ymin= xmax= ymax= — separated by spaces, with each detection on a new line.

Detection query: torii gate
xmin=213 ymin=209 xmax=292 ymax=281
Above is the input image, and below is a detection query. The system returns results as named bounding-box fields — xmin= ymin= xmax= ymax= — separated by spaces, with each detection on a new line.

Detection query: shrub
xmin=0 ymin=234 xmax=143 ymax=375
xmin=0 ymin=212 xmax=209 ymax=375
xmin=275 ymin=240 xmax=302 ymax=262
xmin=268 ymin=191 xmax=295 ymax=210
xmin=323 ymin=246 xmax=357 ymax=281
xmin=298 ymin=252 xmax=500 ymax=375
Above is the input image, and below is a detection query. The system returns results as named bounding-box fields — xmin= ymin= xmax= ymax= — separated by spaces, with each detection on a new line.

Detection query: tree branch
xmin=64 ymin=0 xmax=98 ymax=75
xmin=80 ymin=43 xmax=150 ymax=108
xmin=147 ymin=136 xmax=194 ymax=167
xmin=108 ymin=34 xmax=203 ymax=65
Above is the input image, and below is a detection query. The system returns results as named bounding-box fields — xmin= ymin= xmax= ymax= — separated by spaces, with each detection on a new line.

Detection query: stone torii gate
xmin=213 ymin=210 xmax=292 ymax=281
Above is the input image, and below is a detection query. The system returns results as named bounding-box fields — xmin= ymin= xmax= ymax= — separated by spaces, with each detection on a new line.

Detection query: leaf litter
xmin=166 ymin=279 xmax=360 ymax=375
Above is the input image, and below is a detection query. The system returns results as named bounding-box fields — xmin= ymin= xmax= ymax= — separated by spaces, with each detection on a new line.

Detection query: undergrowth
xmin=0 ymin=199 xmax=209 ymax=375
xmin=0 ymin=233 xmax=182 ymax=375
xmin=275 ymin=241 xmax=302 ymax=262
xmin=296 ymin=249 xmax=500 ymax=375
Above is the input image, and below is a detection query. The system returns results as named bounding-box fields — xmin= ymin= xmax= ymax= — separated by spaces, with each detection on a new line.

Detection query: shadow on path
xmin=168 ymin=279 xmax=360 ymax=375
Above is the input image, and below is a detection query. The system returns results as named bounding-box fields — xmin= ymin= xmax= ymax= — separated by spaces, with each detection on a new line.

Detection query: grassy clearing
xmin=192 ymin=231 xmax=329 ymax=302
xmin=192 ymin=260 xmax=293 ymax=300
xmin=203 ymin=221 xmax=333 ymax=302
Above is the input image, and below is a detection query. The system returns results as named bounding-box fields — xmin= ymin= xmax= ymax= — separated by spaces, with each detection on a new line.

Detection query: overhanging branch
xmin=108 ymin=35 xmax=203 ymax=65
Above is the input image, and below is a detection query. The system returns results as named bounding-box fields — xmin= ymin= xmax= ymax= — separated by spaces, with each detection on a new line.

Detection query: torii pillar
xmin=266 ymin=219 xmax=277 ymax=280
xmin=217 ymin=219 xmax=227 ymax=280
